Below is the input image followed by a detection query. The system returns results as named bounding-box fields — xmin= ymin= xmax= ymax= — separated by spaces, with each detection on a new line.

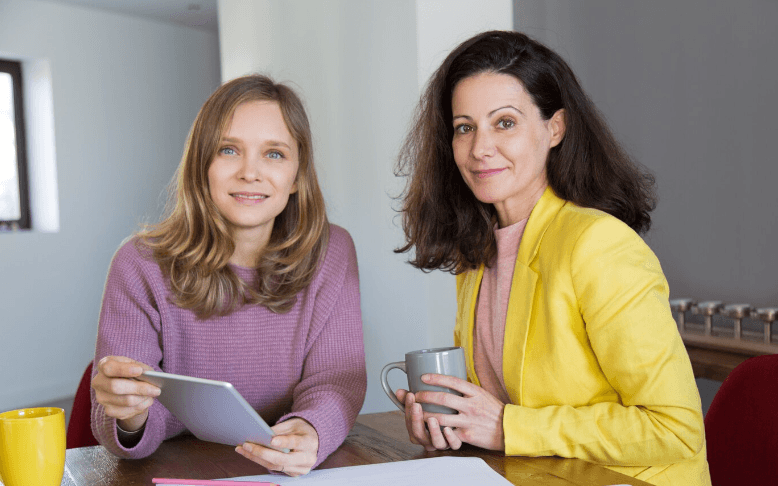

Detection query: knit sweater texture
xmin=90 ymin=224 xmax=366 ymax=468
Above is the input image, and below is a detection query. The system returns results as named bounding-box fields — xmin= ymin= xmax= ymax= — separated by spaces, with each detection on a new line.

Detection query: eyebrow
xmin=220 ymin=137 xmax=292 ymax=149
xmin=452 ymin=105 xmax=524 ymax=121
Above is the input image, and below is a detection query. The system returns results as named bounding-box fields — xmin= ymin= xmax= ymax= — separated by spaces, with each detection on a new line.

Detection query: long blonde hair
xmin=140 ymin=75 xmax=328 ymax=317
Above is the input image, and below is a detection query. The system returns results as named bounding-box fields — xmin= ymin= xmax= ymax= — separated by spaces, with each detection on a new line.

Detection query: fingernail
xmin=243 ymin=443 xmax=253 ymax=453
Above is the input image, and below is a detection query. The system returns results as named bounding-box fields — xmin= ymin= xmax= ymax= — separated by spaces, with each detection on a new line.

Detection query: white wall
xmin=218 ymin=0 xmax=512 ymax=413
xmin=0 ymin=0 xmax=221 ymax=411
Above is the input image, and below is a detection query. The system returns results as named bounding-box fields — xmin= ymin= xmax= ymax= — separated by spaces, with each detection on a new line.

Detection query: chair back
xmin=66 ymin=362 xmax=99 ymax=449
xmin=705 ymin=354 xmax=778 ymax=484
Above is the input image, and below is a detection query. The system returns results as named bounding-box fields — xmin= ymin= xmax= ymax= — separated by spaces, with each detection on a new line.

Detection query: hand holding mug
xmin=397 ymin=373 xmax=506 ymax=452
xmin=91 ymin=356 xmax=160 ymax=432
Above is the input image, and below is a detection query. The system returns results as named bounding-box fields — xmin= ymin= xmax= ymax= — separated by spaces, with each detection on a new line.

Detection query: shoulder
xmin=309 ymin=224 xmax=359 ymax=286
xmin=321 ymin=224 xmax=358 ymax=266
xmin=553 ymin=204 xmax=665 ymax=285
xmin=547 ymin=202 xmax=647 ymax=254
xmin=107 ymin=235 xmax=164 ymax=283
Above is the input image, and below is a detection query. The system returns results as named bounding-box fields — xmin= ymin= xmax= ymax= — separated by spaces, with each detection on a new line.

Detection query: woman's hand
xmin=91 ymin=356 xmax=159 ymax=432
xmin=395 ymin=374 xmax=505 ymax=452
xmin=236 ymin=417 xmax=319 ymax=477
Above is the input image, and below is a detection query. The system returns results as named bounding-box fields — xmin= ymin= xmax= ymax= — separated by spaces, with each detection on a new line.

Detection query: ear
xmin=290 ymin=175 xmax=299 ymax=195
xmin=548 ymin=109 xmax=566 ymax=149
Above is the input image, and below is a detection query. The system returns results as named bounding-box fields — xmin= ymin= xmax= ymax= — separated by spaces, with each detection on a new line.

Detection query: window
xmin=0 ymin=59 xmax=30 ymax=230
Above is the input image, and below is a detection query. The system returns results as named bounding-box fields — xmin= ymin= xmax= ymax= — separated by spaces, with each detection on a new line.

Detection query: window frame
xmin=0 ymin=59 xmax=31 ymax=230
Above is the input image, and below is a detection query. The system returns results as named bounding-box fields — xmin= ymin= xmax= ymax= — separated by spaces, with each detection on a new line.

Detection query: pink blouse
xmin=473 ymin=218 xmax=528 ymax=404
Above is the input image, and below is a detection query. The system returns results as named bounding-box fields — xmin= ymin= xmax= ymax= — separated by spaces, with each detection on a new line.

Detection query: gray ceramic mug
xmin=380 ymin=346 xmax=467 ymax=414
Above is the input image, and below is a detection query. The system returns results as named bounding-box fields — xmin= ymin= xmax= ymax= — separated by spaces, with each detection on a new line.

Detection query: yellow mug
xmin=0 ymin=407 xmax=66 ymax=486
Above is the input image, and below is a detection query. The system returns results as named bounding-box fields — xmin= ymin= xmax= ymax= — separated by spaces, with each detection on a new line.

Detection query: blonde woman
xmin=90 ymin=75 xmax=366 ymax=477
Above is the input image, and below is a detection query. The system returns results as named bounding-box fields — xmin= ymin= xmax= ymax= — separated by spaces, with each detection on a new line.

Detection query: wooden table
xmin=51 ymin=411 xmax=651 ymax=486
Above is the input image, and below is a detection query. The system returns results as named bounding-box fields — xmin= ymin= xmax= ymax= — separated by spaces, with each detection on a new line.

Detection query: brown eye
xmin=497 ymin=118 xmax=515 ymax=129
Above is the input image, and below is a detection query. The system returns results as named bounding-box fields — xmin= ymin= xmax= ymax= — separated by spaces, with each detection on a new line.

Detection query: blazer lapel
xmin=458 ymin=265 xmax=485 ymax=386
xmin=502 ymin=187 xmax=566 ymax=404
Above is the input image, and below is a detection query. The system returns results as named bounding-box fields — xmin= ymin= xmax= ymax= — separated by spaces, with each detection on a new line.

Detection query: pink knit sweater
xmin=90 ymin=224 xmax=366 ymax=467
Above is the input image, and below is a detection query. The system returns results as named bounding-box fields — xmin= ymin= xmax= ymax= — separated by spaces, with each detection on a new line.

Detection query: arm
xmin=503 ymin=217 xmax=704 ymax=465
xmin=280 ymin=234 xmax=366 ymax=466
xmin=240 ymin=230 xmax=366 ymax=473
xmin=90 ymin=240 xmax=172 ymax=459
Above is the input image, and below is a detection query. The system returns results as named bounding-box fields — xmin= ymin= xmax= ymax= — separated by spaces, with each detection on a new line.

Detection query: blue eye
xmin=219 ymin=147 xmax=236 ymax=156
xmin=267 ymin=150 xmax=284 ymax=159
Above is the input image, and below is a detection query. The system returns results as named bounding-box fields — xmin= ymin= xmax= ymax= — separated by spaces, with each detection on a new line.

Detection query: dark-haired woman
xmin=90 ymin=75 xmax=366 ymax=477
xmin=394 ymin=31 xmax=710 ymax=485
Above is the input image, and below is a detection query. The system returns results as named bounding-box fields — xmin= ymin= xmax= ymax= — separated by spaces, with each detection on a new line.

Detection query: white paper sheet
xmin=218 ymin=456 xmax=513 ymax=486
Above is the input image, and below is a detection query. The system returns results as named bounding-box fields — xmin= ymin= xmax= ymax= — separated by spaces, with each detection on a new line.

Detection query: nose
xmin=236 ymin=153 xmax=263 ymax=181
xmin=471 ymin=128 xmax=496 ymax=159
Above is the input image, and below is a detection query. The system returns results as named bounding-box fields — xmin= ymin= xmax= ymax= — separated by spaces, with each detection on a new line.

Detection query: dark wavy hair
xmin=395 ymin=30 xmax=656 ymax=274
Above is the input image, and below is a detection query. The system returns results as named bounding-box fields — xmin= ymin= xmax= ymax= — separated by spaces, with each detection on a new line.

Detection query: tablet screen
xmin=138 ymin=370 xmax=288 ymax=453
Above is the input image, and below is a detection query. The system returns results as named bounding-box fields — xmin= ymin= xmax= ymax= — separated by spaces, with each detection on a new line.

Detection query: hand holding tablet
xmin=137 ymin=370 xmax=288 ymax=453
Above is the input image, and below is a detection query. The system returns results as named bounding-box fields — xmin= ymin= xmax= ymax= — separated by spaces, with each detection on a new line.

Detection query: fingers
xmin=269 ymin=428 xmax=315 ymax=453
xmin=420 ymin=373 xmax=478 ymax=396
xmin=92 ymin=356 xmax=160 ymax=421
xmin=98 ymin=356 xmax=150 ymax=378
xmin=443 ymin=426 xmax=463 ymax=450
xmin=395 ymin=388 xmax=408 ymax=403
xmin=236 ymin=418 xmax=319 ymax=476
xmin=401 ymin=393 xmax=422 ymax=446
xmin=414 ymin=389 xmax=466 ymax=414
xmin=236 ymin=441 xmax=315 ymax=477
xmin=426 ymin=417 xmax=450 ymax=450
xmin=409 ymin=401 xmax=436 ymax=451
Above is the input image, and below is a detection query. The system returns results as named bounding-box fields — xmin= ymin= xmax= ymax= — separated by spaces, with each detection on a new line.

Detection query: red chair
xmin=66 ymin=362 xmax=99 ymax=449
xmin=704 ymin=354 xmax=778 ymax=485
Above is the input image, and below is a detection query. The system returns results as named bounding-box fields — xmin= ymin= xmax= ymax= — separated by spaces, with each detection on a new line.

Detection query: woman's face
xmin=208 ymin=100 xmax=299 ymax=242
xmin=451 ymin=72 xmax=565 ymax=227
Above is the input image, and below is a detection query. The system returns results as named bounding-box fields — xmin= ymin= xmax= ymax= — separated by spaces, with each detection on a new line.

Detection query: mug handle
xmin=380 ymin=361 xmax=407 ymax=411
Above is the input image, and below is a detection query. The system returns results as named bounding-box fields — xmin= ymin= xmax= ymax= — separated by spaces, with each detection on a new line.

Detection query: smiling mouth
xmin=231 ymin=193 xmax=268 ymax=202
xmin=473 ymin=168 xmax=505 ymax=179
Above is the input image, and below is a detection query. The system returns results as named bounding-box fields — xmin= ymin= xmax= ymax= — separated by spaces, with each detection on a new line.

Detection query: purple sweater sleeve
xmin=90 ymin=239 xmax=172 ymax=459
xmin=277 ymin=229 xmax=366 ymax=467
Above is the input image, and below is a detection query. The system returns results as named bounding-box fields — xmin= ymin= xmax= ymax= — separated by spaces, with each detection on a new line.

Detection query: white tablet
xmin=138 ymin=370 xmax=288 ymax=452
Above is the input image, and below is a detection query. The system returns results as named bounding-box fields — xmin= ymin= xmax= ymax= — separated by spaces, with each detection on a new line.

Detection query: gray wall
xmin=515 ymin=0 xmax=778 ymax=411
xmin=516 ymin=0 xmax=778 ymax=307
xmin=0 ymin=0 xmax=221 ymax=411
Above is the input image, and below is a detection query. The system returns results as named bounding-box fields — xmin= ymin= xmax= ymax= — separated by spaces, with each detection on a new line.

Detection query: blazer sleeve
xmin=502 ymin=217 xmax=705 ymax=466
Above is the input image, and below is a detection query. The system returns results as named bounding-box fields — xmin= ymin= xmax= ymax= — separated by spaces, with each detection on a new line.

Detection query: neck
xmin=229 ymin=225 xmax=273 ymax=268
xmin=494 ymin=182 xmax=548 ymax=228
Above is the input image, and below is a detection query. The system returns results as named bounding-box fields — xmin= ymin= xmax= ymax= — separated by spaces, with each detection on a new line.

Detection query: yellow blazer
xmin=455 ymin=187 xmax=711 ymax=486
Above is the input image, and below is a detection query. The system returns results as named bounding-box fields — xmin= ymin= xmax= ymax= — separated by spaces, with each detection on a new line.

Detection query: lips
xmin=230 ymin=192 xmax=268 ymax=203
xmin=473 ymin=168 xmax=506 ymax=179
